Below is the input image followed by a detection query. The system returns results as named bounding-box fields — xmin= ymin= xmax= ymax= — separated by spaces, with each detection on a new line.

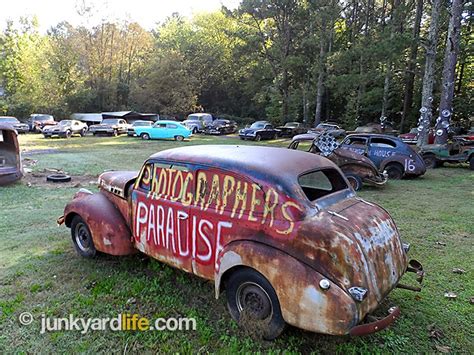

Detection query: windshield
xmin=31 ymin=115 xmax=52 ymax=121
xmin=102 ymin=119 xmax=120 ymax=124
xmin=250 ymin=122 xmax=266 ymax=129
xmin=58 ymin=120 xmax=72 ymax=126
xmin=285 ymin=122 xmax=298 ymax=127
xmin=187 ymin=115 xmax=201 ymax=121
xmin=299 ymin=169 xmax=348 ymax=202
xmin=0 ymin=117 xmax=19 ymax=123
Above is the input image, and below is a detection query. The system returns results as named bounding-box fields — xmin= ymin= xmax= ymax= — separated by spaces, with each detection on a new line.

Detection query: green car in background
xmin=420 ymin=142 xmax=474 ymax=170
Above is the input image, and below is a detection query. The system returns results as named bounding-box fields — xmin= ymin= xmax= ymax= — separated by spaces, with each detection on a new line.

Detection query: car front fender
xmin=64 ymin=191 xmax=136 ymax=255
xmin=215 ymin=241 xmax=358 ymax=335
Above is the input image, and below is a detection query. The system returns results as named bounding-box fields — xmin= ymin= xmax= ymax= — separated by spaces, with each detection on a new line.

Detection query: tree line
xmin=0 ymin=0 xmax=471 ymax=133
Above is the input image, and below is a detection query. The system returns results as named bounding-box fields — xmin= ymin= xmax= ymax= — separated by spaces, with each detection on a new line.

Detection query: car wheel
xmin=141 ymin=133 xmax=150 ymax=140
xmin=255 ymin=134 xmax=262 ymax=142
xmin=226 ymin=268 xmax=286 ymax=340
xmin=113 ymin=129 xmax=119 ymax=137
xmin=70 ymin=215 xmax=96 ymax=258
xmin=385 ymin=163 xmax=404 ymax=180
xmin=92 ymin=132 xmax=97 ymax=136
xmin=46 ymin=174 xmax=71 ymax=183
xmin=80 ymin=128 xmax=87 ymax=137
xmin=65 ymin=130 xmax=72 ymax=138
xmin=423 ymin=155 xmax=438 ymax=169
xmin=175 ymin=135 xmax=185 ymax=141
xmin=272 ymin=133 xmax=278 ymax=140
xmin=192 ymin=127 xmax=198 ymax=134
xmin=469 ymin=156 xmax=474 ymax=170
xmin=346 ymin=174 xmax=363 ymax=191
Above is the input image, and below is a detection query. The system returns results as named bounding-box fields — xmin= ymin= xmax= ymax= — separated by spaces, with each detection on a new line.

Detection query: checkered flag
xmin=314 ymin=132 xmax=340 ymax=156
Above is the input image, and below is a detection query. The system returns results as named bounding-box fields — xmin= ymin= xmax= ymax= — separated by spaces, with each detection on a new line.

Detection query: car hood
xmin=240 ymin=127 xmax=259 ymax=134
xmin=98 ymin=171 xmax=139 ymax=198
xmin=294 ymin=198 xmax=407 ymax=313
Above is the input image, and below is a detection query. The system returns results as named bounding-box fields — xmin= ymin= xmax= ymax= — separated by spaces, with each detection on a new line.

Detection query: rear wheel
xmin=385 ymin=163 xmax=404 ymax=180
xmin=423 ymin=154 xmax=438 ymax=169
xmin=80 ymin=128 xmax=87 ymax=137
xmin=192 ymin=127 xmax=198 ymax=134
xmin=141 ymin=133 xmax=150 ymax=140
xmin=175 ymin=135 xmax=184 ymax=141
xmin=70 ymin=215 xmax=96 ymax=258
xmin=346 ymin=174 xmax=363 ymax=191
xmin=226 ymin=268 xmax=285 ymax=340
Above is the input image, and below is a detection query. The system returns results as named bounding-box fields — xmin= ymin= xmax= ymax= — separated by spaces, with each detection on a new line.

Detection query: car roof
xmin=345 ymin=133 xmax=402 ymax=141
xmin=155 ymin=120 xmax=183 ymax=125
xmin=149 ymin=145 xmax=336 ymax=192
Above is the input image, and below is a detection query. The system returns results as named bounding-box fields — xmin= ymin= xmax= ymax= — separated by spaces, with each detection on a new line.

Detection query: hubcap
xmin=236 ymin=282 xmax=272 ymax=320
xmin=75 ymin=223 xmax=92 ymax=252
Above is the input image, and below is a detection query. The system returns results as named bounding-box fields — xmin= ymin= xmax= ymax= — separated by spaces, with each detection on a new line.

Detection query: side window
xmin=156 ymin=123 xmax=166 ymax=128
xmin=265 ymin=124 xmax=273 ymax=129
xmin=370 ymin=138 xmax=397 ymax=148
xmin=167 ymin=124 xmax=178 ymax=129
xmin=347 ymin=137 xmax=368 ymax=146
xmin=299 ymin=169 xmax=348 ymax=201
xmin=292 ymin=141 xmax=313 ymax=152
xmin=138 ymin=163 xmax=154 ymax=191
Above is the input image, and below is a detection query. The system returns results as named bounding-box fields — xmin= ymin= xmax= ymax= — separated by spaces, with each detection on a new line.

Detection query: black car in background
xmin=0 ymin=116 xmax=29 ymax=134
xmin=239 ymin=121 xmax=280 ymax=141
xmin=27 ymin=114 xmax=56 ymax=132
xmin=204 ymin=119 xmax=238 ymax=135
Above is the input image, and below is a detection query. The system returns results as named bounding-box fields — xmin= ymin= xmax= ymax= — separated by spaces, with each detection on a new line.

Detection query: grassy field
xmin=0 ymin=133 xmax=473 ymax=353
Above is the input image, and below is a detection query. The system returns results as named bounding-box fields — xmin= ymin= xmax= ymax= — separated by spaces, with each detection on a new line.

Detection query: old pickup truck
xmin=58 ymin=145 xmax=423 ymax=339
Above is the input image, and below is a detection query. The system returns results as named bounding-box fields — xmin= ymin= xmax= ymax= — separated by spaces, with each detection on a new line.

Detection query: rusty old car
xmin=0 ymin=124 xmax=22 ymax=185
xmin=341 ymin=134 xmax=426 ymax=179
xmin=58 ymin=145 xmax=423 ymax=339
xmin=288 ymin=133 xmax=387 ymax=191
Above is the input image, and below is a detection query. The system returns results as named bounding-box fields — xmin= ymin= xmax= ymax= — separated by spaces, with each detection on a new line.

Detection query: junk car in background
xmin=399 ymin=127 xmax=435 ymax=145
xmin=28 ymin=114 xmax=56 ymax=132
xmin=289 ymin=133 xmax=387 ymax=191
xmin=309 ymin=122 xmax=346 ymax=138
xmin=0 ymin=124 xmax=22 ymax=185
xmin=58 ymin=145 xmax=423 ymax=339
xmin=203 ymin=119 xmax=238 ymax=135
xmin=89 ymin=118 xmax=130 ymax=136
xmin=0 ymin=116 xmax=29 ymax=134
xmin=182 ymin=113 xmax=214 ymax=133
xmin=134 ymin=120 xmax=191 ymax=141
xmin=341 ymin=134 xmax=426 ymax=179
xmin=421 ymin=142 xmax=474 ymax=170
xmin=127 ymin=120 xmax=153 ymax=137
xmin=43 ymin=120 xmax=88 ymax=138
xmin=277 ymin=122 xmax=308 ymax=138
xmin=239 ymin=121 xmax=280 ymax=141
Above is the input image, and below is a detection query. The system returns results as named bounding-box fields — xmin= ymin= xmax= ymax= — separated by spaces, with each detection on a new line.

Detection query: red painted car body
xmin=59 ymin=145 xmax=422 ymax=338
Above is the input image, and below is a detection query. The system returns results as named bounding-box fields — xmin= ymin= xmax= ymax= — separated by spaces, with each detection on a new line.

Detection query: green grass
xmin=0 ymin=134 xmax=473 ymax=353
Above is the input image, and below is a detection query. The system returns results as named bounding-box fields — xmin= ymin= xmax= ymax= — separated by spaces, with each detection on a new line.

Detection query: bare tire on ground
xmin=226 ymin=268 xmax=286 ymax=340
xmin=46 ymin=174 xmax=71 ymax=183
xmin=346 ymin=174 xmax=363 ymax=191
xmin=385 ymin=163 xmax=404 ymax=180
xmin=141 ymin=133 xmax=150 ymax=140
xmin=70 ymin=215 xmax=96 ymax=258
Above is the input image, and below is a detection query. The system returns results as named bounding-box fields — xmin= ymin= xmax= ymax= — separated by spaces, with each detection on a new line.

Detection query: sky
xmin=0 ymin=0 xmax=241 ymax=32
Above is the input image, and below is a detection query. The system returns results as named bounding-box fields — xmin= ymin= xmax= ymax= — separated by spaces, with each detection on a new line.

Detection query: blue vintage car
xmin=340 ymin=134 xmax=426 ymax=179
xmin=134 ymin=120 xmax=192 ymax=141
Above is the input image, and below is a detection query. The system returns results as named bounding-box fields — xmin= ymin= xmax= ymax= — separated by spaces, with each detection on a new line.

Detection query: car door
xmin=341 ymin=136 xmax=368 ymax=156
xmin=131 ymin=161 xmax=194 ymax=273
xmin=166 ymin=123 xmax=178 ymax=139
xmin=152 ymin=123 xmax=167 ymax=139
xmin=367 ymin=137 xmax=398 ymax=168
xmin=264 ymin=124 xmax=274 ymax=139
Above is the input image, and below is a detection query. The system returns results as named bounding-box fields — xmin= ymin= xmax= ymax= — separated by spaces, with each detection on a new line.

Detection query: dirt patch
xmin=23 ymin=169 xmax=98 ymax=188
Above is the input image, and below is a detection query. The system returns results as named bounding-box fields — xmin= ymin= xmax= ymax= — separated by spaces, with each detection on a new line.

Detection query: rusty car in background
xmin=420 ymin=142 xmax=474 ymax=170
xmin=277 ymin=122 xmax=308 ymax=138
xmin=309 ymin=122 xmax=346 ymax=138
xmin=58 ymin=145 xmax=423 ymax=339
xmin=341 ymin=134 xmax=426 ymax=179
xmin=289 ymin=133 xmax=387 ymax=191
xmin=27 ymin=114 xmax=56 ymax=132
xmin=0 ymin=124 xmax=22 ymax=185
xmin=43 ymin=119 xmax=88 ymax=138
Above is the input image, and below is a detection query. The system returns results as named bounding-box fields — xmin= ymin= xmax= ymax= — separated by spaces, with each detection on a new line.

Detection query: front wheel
xmin=175 ymin=135 xmax=184 ymax=141
xmin=226 ymin=268 xmax=286 ymax=340
xmin=192 ymin=127 xmax=198 ymax=134
xmin=346 ymin=174 xmax=363 ymax=191
xmin=70 ymin=215 xmax=96 ymax=258
xmin=113 ymin=129 xmax=119 ymax=137
xmin=65 ymin=130 xmax=72 ymax=138
xmin=385 ymin=163 xmax=404 ymax=180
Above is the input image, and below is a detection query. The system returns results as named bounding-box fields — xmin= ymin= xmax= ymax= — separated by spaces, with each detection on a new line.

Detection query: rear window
xmin=299 ymin=169 xmax=348 ymax=202
xmin=370 ymin=138 xmax=397 ymax=148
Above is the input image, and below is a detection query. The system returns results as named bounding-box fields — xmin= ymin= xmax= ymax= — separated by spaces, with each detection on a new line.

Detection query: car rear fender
xmin=215 ymin=240 xmax=358 ymax=335
xmin=64 ymin=191 xmax=136 ymax=255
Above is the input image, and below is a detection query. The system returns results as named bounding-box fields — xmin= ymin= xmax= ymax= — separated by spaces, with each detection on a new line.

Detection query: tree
xmin=417 ymin=0 xmax=442 ymax=147
xmin=434 ymin=0 xmax=465 ymax=144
